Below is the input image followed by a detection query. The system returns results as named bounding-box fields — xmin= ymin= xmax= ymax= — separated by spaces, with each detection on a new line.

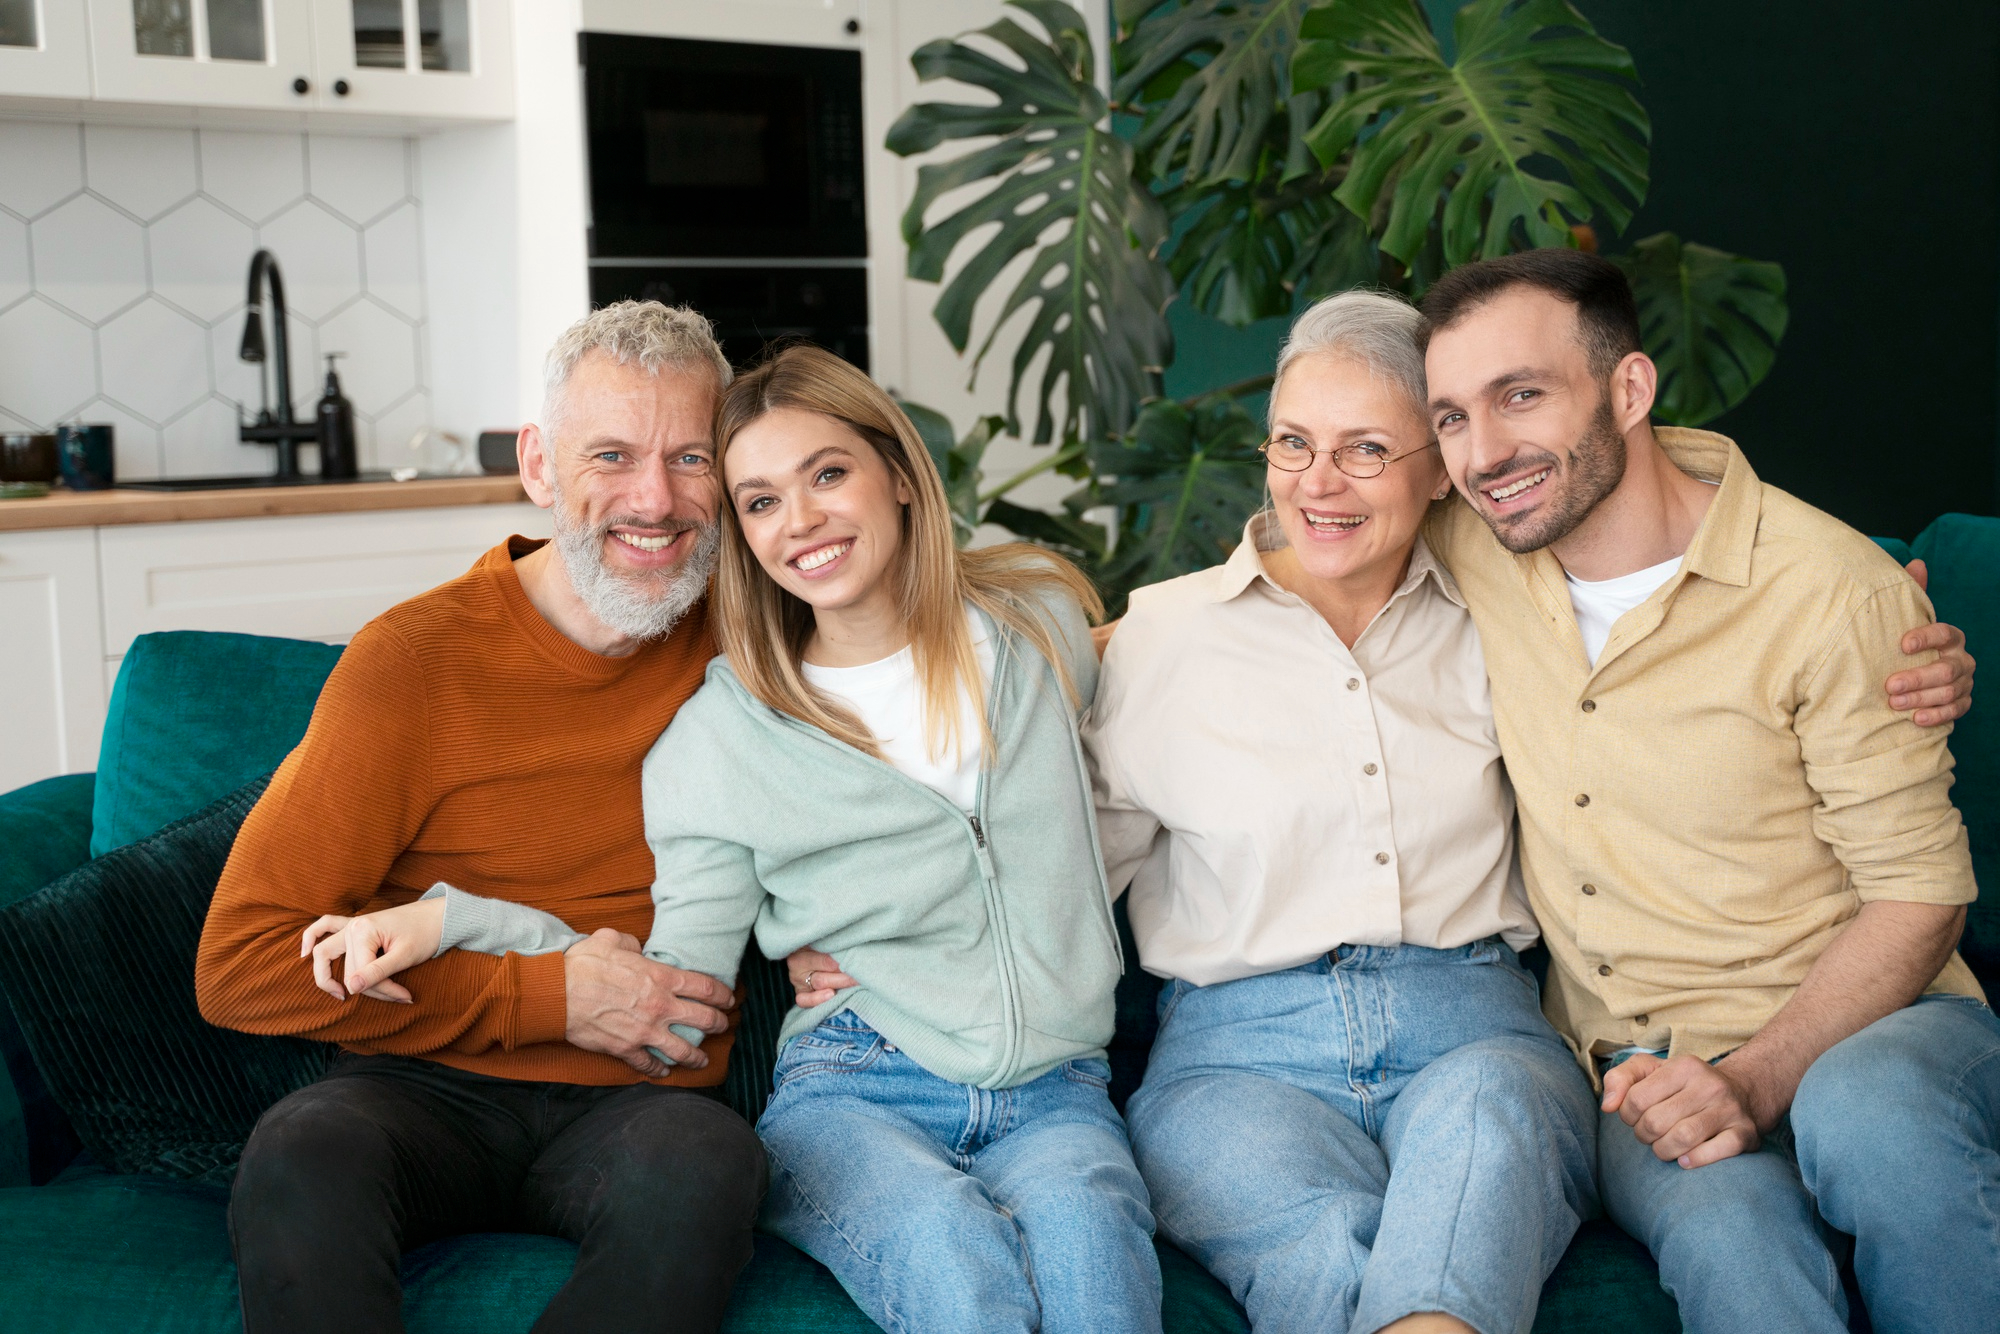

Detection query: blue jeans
xmin=1599 ymin=994 xmax=2000 ymax=1334
xmin=1127 ymin=940 xmax=1599 ymax=1334
xmin=756 ymin=1010 xmax=1163 ymax=1334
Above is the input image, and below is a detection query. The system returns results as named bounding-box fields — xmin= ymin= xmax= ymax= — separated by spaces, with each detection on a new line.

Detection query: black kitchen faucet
xmin=237 ymin=249 xmax=318 ymax=479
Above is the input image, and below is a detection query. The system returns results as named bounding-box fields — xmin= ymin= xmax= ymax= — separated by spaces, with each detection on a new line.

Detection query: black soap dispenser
xmin=316 ymin=353 xmax=359 ymax=480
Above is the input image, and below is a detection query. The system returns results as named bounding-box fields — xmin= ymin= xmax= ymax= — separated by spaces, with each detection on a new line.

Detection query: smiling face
xmin=725 ymin=406 xmax=914 ymax=619
xmin=522 ymin=349 xmax=722 ymax=640
xmin=1266 ymin=352 xmax=1446 ymax=591
xmin=1424 ymin=285 xmax=1630 ymax=554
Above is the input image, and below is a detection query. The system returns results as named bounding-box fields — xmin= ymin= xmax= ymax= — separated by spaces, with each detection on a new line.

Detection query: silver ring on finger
xmin=805 ymin=970 xmax=819 ymax=992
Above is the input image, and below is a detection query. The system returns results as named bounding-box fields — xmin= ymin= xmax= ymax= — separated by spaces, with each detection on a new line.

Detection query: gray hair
xmin=542 ymin=300 xmax=733 ymax=438
xmin=1271 ymin=289 xmax=1428 ymax=422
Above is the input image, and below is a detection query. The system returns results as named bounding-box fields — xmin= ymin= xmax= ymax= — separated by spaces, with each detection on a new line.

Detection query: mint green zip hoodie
xmin=636 ymin=583 xmax=1121 ymax=1090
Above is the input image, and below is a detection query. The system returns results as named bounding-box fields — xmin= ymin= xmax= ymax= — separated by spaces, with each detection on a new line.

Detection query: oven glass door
xmin=582 ymin=33 xmax=866 ymax=261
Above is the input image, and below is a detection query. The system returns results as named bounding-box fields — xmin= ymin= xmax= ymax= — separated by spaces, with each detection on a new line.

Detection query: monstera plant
xmin=888 ymin=0 xmax=1790 ymax=610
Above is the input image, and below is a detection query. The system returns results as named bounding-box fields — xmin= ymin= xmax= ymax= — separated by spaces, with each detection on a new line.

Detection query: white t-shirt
xmin=1565 ymin=555 xmax=1682 ymax=666
xmin=800 ymin=605 xmax=994 ymax=811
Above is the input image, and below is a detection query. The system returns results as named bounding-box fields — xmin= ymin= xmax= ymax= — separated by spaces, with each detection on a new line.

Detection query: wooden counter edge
xmin=0 ymin=475 xmax=533 ymax=532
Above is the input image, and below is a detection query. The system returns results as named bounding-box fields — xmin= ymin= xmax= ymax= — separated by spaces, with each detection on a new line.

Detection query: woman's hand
xmin=786 ymin=946 xmax=856 ymax=1008
xmin=302 ymin=897 xmax=447 ymax=1003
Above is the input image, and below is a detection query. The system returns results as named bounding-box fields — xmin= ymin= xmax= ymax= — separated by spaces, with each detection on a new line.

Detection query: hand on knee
xmin=1376 ymin=1314 xmax=1476 ymax=1334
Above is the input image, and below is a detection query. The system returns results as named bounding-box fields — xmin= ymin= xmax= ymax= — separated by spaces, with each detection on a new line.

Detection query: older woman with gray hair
xmin=1085 ymin=289 xmax=1599 ymax=1334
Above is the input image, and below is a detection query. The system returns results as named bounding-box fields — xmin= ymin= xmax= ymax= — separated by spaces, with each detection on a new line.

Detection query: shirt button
xmin=1363 ymin=762 xmax=1378 ymax=776
xmin=1580 ymin=699 xmax=1596 ymax=713
xmin=1597 ymin=964 xmax=1613 ymax=976
xmin=1374 ymin=851 xmax=1391 ymax=865
xmin=1346 ymin=677 xmax=1361 ymax=691
xmin=1633 ymin=1015 xmax=1649 ymax=1027
xmin=1581 ymin=883 xmax=1597 ymax=896
xmin=1575 ymin=793 xmax=1591 ymax=807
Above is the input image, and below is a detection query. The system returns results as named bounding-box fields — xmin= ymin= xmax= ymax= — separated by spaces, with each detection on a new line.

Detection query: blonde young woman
xmin=310 ymin=344 xmax=1163 ymax=1334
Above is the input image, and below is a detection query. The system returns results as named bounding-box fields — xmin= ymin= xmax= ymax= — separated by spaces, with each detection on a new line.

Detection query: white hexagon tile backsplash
xmin=0 ymin=120 xmax=431 ymax=481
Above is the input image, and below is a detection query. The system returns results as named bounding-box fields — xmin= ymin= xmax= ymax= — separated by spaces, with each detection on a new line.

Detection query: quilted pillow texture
xmin=0 ymin=775 xmax=333 ymax=1182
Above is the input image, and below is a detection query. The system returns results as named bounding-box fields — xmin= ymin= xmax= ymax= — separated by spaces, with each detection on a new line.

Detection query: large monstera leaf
xmin=888 ymin=0 xmax=1174 ymax=446
xmin=1089 ymin=394 xmax=1269 ymax=597
xmin=1114 ymin=0 xmax=1314 ymax=186
xmin=1612 ymin=233 xmax=1788 ymax=428
xmin=1294 ymin=0 xmax=1649 ymax=269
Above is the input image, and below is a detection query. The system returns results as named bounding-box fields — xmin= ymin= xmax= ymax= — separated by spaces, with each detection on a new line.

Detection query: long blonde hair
xmin=712 ymin=344 xmax=1102 ymax=763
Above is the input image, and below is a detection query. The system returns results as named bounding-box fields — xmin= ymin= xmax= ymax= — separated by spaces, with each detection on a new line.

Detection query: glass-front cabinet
xmin=22 ymin=0 xmax=513 ymax=117
xmin=0 ymin=0 xmax=94 ymax=98
xmin=86 ymin=0 xmax=317 ymax=108
xmin=311 ymin=0 xmax=510 ymax=118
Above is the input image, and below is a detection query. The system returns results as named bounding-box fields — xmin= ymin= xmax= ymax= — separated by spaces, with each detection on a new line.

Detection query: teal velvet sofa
xmin=1 ymin=513 xmax=1994 ymax=1334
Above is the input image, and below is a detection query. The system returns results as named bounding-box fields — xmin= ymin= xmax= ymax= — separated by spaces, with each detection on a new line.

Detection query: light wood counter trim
xmin=0 ymin=475 xmax=531 ymax=532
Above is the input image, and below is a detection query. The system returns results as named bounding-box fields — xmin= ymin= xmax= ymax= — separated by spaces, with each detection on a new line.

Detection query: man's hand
xmin=786 ymin=946 xmax=856 ymax=1008
xmin=302 ymin=897 xmax=447 ymax=1004
xmin=1890 ymin=559 xmax=1975 ymax=727
xmin=563 ymin=929 xmax=735 ymax=1076
xmin=1601 ymin=1052 xmax=1773 ymax=1169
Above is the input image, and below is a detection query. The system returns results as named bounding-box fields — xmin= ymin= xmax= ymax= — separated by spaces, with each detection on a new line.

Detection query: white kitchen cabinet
xmin=0 ymin=526 xmax=107 ymax=789
xmin=0 ymin=0 xmax=93 ymax=99
xmin=96 ymin=501 xmax=548 ymax=653
xmin=0 ymin=500 xmax=549 ymax=792
xmin=309 ymin=0 xmax=511 ymax=119
xmin=86 ymin=0 xmax=321 ymax=111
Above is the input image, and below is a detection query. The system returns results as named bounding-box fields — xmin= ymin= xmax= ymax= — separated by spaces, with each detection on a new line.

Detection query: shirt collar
xmin=1655 ymin=427 xmax=1759 ymax=589
xmin=1211 ymin=509 xmax=1468 ymax=611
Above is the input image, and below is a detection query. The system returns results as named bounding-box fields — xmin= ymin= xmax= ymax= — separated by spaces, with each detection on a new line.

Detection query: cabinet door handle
xmin=333 ymin=79 xmax=350 ymax=96
xmin=292 ymin=77 xmax=310 ymax=95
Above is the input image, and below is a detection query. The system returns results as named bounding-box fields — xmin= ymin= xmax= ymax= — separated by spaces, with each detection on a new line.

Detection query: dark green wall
xmin=1163 ymin=1 xmax=2000 ymax=538
xmin=1586 ymin=0 xmax=2000 ymax=537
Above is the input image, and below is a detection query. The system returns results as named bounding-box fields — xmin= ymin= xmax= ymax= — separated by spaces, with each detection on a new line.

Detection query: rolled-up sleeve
xmin=1796 ymin=581 xmax=1976 ymax=907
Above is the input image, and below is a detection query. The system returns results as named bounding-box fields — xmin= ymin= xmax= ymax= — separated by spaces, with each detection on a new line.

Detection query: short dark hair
xmin=1418 ymin=248 xmax=1643 ymax=377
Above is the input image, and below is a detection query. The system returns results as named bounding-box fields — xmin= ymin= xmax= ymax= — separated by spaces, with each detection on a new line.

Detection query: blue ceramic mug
xmin=57 ymin=423 xmax=114 ymax=491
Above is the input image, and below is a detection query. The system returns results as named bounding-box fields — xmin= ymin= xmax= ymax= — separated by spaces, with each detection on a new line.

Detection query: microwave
xmin=580 ymin=32 xmax=867 ymax=261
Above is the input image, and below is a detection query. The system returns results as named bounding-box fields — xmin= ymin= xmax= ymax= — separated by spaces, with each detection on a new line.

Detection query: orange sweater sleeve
xmin=194 ymin=621 xmax=569 ymax=1054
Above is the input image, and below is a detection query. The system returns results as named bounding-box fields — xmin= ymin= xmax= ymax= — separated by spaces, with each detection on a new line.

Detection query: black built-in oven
xmin=581 ymin=32 xmax=869 ymax=371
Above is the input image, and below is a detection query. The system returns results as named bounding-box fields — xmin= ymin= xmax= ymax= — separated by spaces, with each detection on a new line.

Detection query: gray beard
xmin=550 ymin=489 xmax=718 ymax=642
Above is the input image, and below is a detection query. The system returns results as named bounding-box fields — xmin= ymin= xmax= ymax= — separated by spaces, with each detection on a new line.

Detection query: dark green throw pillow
xmin=91 ymin=631 xmax=343 ymax=857
xmin=0 ymin=775 xmax=333 ymax=1183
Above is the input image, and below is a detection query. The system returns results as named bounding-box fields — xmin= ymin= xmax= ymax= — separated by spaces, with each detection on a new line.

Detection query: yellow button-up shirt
xmin=1428 ymin=428 xmax=1982 ymax=1070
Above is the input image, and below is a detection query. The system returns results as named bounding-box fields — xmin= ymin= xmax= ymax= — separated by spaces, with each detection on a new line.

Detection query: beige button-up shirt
xmin=1427 ymin=428 xmax=1983 ymax=1068
xmin=1086 ymin=512 xmax=1537 ymax=987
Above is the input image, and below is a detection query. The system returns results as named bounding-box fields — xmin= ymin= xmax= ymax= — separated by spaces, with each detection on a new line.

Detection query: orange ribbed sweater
xmin=195 ymin=537 xmax=733 ymax=1087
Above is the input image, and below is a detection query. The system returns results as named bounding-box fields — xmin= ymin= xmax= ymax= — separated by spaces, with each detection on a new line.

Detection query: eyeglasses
xmin=1259 ymin=436 xmax=1439 ymax=478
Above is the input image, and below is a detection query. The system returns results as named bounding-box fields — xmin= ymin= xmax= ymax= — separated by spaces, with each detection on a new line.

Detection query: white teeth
xmin=614 ymin=531 xmax=676 ymax=552
xmin=795 ymin=541 xmax=852 ymax=571
xmin=1304 ymin=512 xmax=1365 ymax=529
xmin=1487 ymin=468 xmax=1551 ymax=502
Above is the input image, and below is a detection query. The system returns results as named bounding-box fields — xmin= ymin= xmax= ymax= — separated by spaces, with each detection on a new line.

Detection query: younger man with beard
xmin=1418 ymin=250 xmax=1996 ymax=1334
xmin=196 ymin=302 xmax=766 ymax=1334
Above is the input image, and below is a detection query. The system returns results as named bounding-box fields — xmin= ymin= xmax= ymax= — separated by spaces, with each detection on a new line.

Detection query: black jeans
xmin=230 ymin=1053 xmax=769 ymax=1334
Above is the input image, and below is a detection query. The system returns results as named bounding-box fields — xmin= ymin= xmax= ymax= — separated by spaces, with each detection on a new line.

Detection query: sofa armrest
xmin=0 ymin=772 xmax=94 ymax=1187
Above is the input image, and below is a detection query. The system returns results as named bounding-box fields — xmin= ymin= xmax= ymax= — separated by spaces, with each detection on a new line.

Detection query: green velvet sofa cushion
xmin=0 ymin=773 xmax=95 ymax=1187
xmin=0 ymin=1168 xmax=1678 ymax=1334
xmin=0 ymin=1167 xmax=1259 ymax=1334
xmin=1911 ymin=514 xmax=2000 ymax=983
xmin=90 ymin=631 xmax=342 ymax=857
xmin=0 ymin=775 xmax=333 ymax=1182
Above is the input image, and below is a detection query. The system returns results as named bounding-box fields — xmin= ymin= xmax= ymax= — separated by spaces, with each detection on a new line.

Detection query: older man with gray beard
xmin=197 ymin=301 xmax=766 ymax=1334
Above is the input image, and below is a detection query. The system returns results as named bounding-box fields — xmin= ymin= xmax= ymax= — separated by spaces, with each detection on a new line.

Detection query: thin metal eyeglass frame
xmin=1258 ymin=438 xmax=1441 ymax=478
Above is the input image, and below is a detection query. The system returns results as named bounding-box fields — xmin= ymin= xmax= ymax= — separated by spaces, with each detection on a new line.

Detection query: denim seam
xmin=770 ymin=1159 xmax=899 ymax=1324
xmin=1328 ymin=960 xmax=1374 ymax=1136
xmin=1951 ymin=1042 xmax=2000 ymax=1245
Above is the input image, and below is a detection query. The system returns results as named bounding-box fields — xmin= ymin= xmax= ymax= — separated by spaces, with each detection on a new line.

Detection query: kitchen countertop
xmin=0 ymin=475 xmax=532 ymax=533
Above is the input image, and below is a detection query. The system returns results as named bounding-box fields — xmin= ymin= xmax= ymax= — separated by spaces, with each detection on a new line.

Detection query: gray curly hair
xmin=541 ymin=300 xmax=732 ymax=439
xmin=1272 ymin=289 xmax=1428 ymax=422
